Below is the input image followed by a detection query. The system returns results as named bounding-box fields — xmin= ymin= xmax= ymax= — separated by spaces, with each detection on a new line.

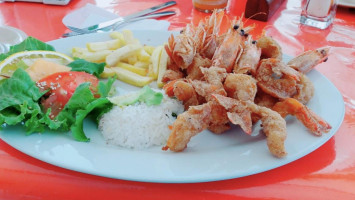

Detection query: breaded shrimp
xmin=213 ymin=94 xmax=287 ymax=158
xmin=224 ymin=73 xmax=257 ymax=101
xmin=256 ymin=58 xmax=300 ymax=99
xmin=250 ymin=103 xmax=288 ymax=158
xmin=211 ymin=19 xmax=243 ymax=72
xmin=186 ymin=53 xmax=212 ymax=80
xmin=272 ymin=98 xmax=332 ymax=136
xmin=165 ymin=24 xmax=196 ymax=69
xmin=163 ymin=102 xmax=213 ymax=152
xmin=294 ymin=73 xmax=315 ymax=104
xmin=287 ymin=47 xmax=329 ymax=74
xmin=257 ymin=35 xmax=283 ymax=60
xmin=212 ymin=94 xmax=253 ymax=134
xmin=233 ymin=36 xmax=261 ymax=75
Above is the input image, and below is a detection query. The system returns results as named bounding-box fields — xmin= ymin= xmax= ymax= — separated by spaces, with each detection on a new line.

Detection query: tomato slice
xmin=36 ymin=71 xmax=99 ymax=119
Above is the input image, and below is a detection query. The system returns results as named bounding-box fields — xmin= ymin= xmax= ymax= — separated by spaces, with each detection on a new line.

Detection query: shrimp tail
xmin=272 ymin=98 xmax=332 ymax=136
xmin=163 ymin=102 xmax=212 ymax=151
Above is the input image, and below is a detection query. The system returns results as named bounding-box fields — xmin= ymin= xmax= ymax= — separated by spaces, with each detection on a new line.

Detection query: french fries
xmin=86 ymin=39 xmax=122 ymax=52
xmin=71 ymin=30 xmax=169 ymax=87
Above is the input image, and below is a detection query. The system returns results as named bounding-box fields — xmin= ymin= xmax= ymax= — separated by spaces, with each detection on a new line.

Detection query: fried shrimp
xmin=249 ymin=103 xmax=287 ymax=158
xmin=257 ymin=35 xmax=283 ymax=60
xmin=212 ymin=94 xmax=253 ymax=134
xmin=163 ymin=102 xmax=212 ymax=152
xmin=256 ymin=58 xmax=300 ymax=99
xmin=173 ymin=80 xmax=200 ymax=109
xmin=233 ymin=36 xmax=261 ymax=74
xmin=161 ymin=10 xmax=331 ymax=158
xmin=294 ymin=73 xmax=315 ymax=104
xmin=211 ymin=20 xmax=243 ymax=72
xmin=287 ymin=47 xmax=330 ymax=74
xmin=186 ymin=54 xmax=212 ymax=80
xmin=163 ymin=79 xmax=200 ymax=109
xmin=199 ymin=11 xmax=225 ymax=59
xmin=213 ymin=94 xmax=287 ymax=157
xmin=224 ymin=73 xmax=257 ymax=101
xmin=273 ymin=98 xmax=332 ymax=136
xmin=165 ymin=24 xmax=196 ymax=69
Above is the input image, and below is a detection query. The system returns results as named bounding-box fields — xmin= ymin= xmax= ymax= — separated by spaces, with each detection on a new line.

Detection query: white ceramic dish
xmin=0 ymin=26 xmax=27 ymax=53
xmin=338 ymin=0 xmax=355 ymax=8
xmin=0 ymin=31 xmax=345 ymax=183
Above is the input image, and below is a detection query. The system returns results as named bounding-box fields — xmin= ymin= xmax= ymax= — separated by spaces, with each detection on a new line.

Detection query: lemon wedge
xmin=0 ymin=50 xmax=73 ymax=78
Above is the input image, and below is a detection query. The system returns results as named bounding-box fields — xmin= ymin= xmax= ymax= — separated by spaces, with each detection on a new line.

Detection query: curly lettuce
xmin=0 ymin=68 xmax=115 ymax=141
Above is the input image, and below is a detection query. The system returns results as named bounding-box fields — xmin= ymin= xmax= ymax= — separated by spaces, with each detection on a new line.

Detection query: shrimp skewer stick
xmin=273 ymin=98 xmax=332 ymax=136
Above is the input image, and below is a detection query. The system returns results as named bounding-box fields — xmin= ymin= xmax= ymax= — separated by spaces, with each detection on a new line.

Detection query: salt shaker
xmin=300 ymin=0 xmax=338 ymax=29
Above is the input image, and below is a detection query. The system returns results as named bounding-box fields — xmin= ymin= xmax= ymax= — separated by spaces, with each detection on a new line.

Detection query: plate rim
xmin=0 ymin=30 xmax=346 ymax=183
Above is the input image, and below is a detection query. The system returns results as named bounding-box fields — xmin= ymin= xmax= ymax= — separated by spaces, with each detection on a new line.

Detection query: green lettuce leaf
xmin=97 ymin=76 xmax=116 ymax=98
xmin=0 ymin=68 xmax=115 ymax=141
xmin=109 ymin=85 xmax=163 ymax=107
xmin=68 ymin=59 xmax=105 ymax=78
xmin=0 ymin=37 xmax=55 ymax=61
xmin=71 ymin=98 xmax=112 ymax=142
xmin=54 ymin=80 xmax=113 ymax=141
xmin=0 ymin=68 xmax=47 ymax=130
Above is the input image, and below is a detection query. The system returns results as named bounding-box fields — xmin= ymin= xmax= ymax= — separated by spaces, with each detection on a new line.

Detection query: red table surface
xmin=1 ymin=0 xmax=355 ymax=199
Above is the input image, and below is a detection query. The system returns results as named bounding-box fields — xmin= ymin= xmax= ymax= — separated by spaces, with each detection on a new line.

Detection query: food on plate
xmin=26 ymin=59 xmax=71 ymax=81
xmin=108 ymin=85 xmax=163 ymax=107
xmin=72 ymin=47 xmax=114 ymax=63
xmin=0 ymin=17 xmax=332 ymax=158
xmin=110 ymin=67 xmax=154 ymax=87
xmin=86 ymin=39 xmax=123 ymax=52
xmin=287 ymin=47 xmax=330 ymax=74
xmin=256 ymin=35 xmax=283 ymax=60
xmin=71 ymin=30 xmax=169 ymax=88
xmin=0 ymin=49 xmax=73 ymax=79
xmin=272 ymin=98 xmax=332 ymax=136
xmin=0 ymin=37 xmax=115 ymax=141
xmin=37 ymin=71 xmax=99 ymax=119
xmin=100 ymin=87 xmax=183 ymax=149
xmin=161 ymin=10 xmax=331 ymax=157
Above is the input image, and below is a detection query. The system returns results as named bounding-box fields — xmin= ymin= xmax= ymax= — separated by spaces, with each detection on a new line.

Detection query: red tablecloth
xmin=1 ymin=0 xmax=355 ymax=199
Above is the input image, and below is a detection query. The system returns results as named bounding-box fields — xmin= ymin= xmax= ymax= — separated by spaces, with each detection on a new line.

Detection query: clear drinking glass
xmin=300 ymin=0 xmax=338 ymax=29
xmin=192 ymin=0 xmax=229 ymax=13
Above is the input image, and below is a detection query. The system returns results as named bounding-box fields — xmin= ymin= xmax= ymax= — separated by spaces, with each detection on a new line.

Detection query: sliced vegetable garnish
xmin=68 ymin=59 xmax=105 ymax=78
xmin=0 ymin=37 xmax=55 ymax=62
xmin=0 ymin=68 xmax=115 ymax=141
xmin=109 ymin=85 xmax=163 ymax=107
xmin=0 ymin=68 xmax=47 ymax=132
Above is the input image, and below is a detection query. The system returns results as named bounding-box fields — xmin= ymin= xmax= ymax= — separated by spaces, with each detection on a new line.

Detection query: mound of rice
xmin=99 ymin=93 xmax=184 ymax=149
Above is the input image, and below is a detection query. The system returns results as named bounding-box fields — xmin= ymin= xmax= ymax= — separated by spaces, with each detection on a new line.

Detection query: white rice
xmin=99 ymin=94 xmax=184 ymax=149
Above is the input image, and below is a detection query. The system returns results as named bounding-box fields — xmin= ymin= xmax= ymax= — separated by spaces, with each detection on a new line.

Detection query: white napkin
xmin=62 ymin=3 xmax=171 ymax=31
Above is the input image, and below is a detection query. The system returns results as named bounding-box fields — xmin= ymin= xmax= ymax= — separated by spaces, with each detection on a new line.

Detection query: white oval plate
xmin=0 ymin=31 xmax=345 ymax=183
xmin=339 ymin=0 xmax=355 ymax=8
